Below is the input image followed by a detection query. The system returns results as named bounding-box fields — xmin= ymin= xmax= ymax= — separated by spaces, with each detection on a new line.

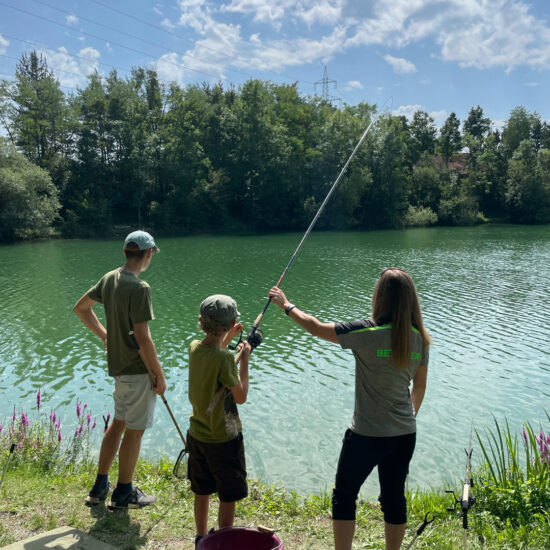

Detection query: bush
xmin=403 ymin=205 xmax=438 ymax=227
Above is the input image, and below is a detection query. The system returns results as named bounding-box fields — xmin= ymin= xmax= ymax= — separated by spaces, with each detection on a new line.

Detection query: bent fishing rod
xmin=237 ymin=99 xmax=391 ymax=356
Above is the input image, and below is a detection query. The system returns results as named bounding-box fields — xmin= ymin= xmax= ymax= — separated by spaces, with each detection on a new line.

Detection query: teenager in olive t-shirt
xmin=73 ymin=230 xmax=167 ymax=510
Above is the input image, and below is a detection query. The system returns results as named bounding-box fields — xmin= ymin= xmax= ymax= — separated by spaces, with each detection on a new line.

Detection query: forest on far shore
xmin=1 ymin=51 xmax=550 ymax=242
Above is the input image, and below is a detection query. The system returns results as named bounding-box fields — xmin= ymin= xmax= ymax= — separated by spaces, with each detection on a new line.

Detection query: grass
xmin=1 ymin=394 xmax=549 ymax=548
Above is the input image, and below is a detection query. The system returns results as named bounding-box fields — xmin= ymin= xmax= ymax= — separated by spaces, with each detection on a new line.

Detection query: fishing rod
xmin=243 ymin=99 xmax=391 ymax=349
xmin=446 ymin=425 xmax=476 ymax=549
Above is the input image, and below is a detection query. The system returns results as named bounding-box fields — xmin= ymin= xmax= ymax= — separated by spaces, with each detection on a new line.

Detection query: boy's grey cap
xmin=124 ymin=230 xmax=159 ymax=251
xmin=200 ymin=294 xmax=239 ymax=326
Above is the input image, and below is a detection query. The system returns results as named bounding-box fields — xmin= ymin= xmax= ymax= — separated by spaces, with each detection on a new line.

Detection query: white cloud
xmin=222 ymin=0 xmax=342 ymax=29
xmin=153 ymin=6 xmax=163 ymax=16
xmin=38 ymin=46 xmax=100 ymax=87
xmin=105 ymin=42 xmax=113 ymax=52
xmin=0 ymin=33 xmax=9 ymax=55
xmin=344 ymin=0 xmax=550 ymax=72
xmin=161 ymin=17 xmax=176 ymax=30
xmin=393 ymin=104 xmax=422 ymax=120
xmin=66 ymin=14 xmax=78 ymax=26
xmin=154 ymin=52 xmax=186 ymax=83
xmin=524 ymin=81 xmax=538 ymax=87
xmin=393 ymin=104 xmax=448 ymax=127
xmin=384 ymin=54 xmax=416 ymax=74
xmin=342 ymin=80 xmax=363 ymax=90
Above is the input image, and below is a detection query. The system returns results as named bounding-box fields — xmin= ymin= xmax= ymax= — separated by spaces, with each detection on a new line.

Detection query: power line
xmin=0 ymin=1 xmax=224 ymax=81
xmin=30 ymin=0 xmax=255 ymax=82
xmin=86 ymin=0 xmax=312 ymax=86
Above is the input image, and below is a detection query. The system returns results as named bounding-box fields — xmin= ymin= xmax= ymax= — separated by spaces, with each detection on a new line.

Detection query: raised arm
xmin=411 ymin=364 xmax=428 ymax=416
xmin=230 ymin=341 xmax=251 ymax=404
xmin=268 ymin=287 xmax=339 ymax=344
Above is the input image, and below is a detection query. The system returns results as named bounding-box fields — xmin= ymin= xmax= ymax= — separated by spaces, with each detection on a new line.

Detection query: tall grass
xmin=474 ymin=413 xmax=550 ymax=527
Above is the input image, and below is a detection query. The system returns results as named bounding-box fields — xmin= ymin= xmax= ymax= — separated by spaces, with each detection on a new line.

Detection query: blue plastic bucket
xmin=196 ymin=527 xmax=283 ymax=550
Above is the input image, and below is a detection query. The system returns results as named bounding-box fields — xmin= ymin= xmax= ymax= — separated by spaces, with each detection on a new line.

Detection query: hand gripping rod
xmin=245 ymin=101 xmax=389 ymax=346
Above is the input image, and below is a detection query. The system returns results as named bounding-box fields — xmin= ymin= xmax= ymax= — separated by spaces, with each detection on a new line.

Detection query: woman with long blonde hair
xmin=268 ymin=268 xmax=430 ymax=550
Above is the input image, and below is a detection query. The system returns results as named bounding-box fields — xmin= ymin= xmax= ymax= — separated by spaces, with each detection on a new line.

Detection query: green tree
xmin=409 ymin=110 xmax=437 ymax=164
xmin=0 ymin=139 xmax=60 ymax=240
xmin=11 ymin=52 xmax=70 ymax=179
xmin=438 ymin=112 xmax=462 ymax=166
xmin=501 ymin=106 xmax=533 ymax=158
xmin=506 ymin=139 xmax=550 ymax=223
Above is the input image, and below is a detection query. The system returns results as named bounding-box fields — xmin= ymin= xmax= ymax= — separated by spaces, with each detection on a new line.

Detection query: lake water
xmin=1 ymin=226 xmax=549 ymax=496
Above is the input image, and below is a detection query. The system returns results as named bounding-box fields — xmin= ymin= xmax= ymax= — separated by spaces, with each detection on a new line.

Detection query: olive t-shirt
xmin=87 ymin=268 xmax=154 ymax=376
xmin=188 ymin=340 xmax=241 ymax=443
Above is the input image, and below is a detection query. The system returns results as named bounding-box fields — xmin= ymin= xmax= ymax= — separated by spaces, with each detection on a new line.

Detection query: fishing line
xmin=243 ymin=96 xmax=393 ymax=349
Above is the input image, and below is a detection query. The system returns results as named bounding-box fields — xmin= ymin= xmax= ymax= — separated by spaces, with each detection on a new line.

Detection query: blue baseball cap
xmin=124 ymin=230 xmax=159 ymax=252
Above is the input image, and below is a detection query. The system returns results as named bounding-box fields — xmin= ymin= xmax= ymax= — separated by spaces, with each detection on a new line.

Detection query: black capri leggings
xmin=332 ymin=429 xmax=416 ymax=524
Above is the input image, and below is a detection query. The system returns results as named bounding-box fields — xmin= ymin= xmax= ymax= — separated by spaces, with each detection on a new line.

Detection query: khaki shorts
xmin=113 ymin=374 xmax=156 ymax=430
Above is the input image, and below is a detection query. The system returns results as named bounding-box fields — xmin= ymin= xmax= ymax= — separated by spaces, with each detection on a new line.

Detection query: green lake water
xmin=1 ymin=226 xmax=549 ymax=496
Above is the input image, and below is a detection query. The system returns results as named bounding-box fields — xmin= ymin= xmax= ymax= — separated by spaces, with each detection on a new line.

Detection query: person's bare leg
xmin=333 ymin=519 xmax=355 ymax=550
xmin=97 ymin=418 xmax=126 ymax=475
xmin=218 ymin=501 xmax=235 ymax=529
xmin=385 ymin=522 xmax=406 ymax=550
xmin=194 ymin=493 xmax=210 ymax=536
xmin=116 ymin=428 xmax=144 ymax=484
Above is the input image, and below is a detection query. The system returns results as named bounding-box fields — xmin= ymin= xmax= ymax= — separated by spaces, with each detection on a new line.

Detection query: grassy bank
xmin=0 ymin=455 xmax=549 ymax=549
xmin=0 ymin=398 xmax=549 ymax=548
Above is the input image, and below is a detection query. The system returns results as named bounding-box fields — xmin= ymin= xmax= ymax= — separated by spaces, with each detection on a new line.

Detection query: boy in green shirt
xmin=73 ymin=230 xmax=166 ymax=510
xmin=187 ymin=294 xmax=251 ymax=548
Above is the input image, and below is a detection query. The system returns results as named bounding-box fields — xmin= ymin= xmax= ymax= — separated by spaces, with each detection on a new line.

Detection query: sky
xmin=1 ymin=0 xmax=550 ymax=129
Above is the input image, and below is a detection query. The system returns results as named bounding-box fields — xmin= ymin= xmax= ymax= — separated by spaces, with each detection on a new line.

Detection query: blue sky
xmin=1 ymin=0 xmax=549 ymax=129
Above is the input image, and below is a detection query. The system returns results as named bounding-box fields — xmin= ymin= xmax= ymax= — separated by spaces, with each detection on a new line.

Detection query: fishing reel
xmin=228 ymin=328 xmax=263 ymax=351
xmin=247 ymin=328 xmax=263 ymax=350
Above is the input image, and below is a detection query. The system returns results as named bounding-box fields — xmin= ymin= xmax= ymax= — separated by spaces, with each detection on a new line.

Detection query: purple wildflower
xmin=37 ymin=388 xmax=41 ymax=411
xmin=33 ymin=442 xmax=38 ymax=448
xmin=50 ymin=410 xmax=57 ymax=424
xmin=58 ymin=432 xmax=62 ymax=442
xmin=522 ymin=426 xmax=528 ymax=445
xmin=12 ymin=405 xmax=16 ymax=424
xmin=87 ymin=412 xmax=92 ymax=426
xmin=92 ymin=419 xmax=97 ymax=430
xmin=76 ymin=400 xmax=82 ymax=418
xmin=77 ymin=424 xmax=83 ymax=436
xmin=18 ymin=442 xmax=22 ymax=449
xmin=83 ymin=403 xmax=88 ymax=410
xmin=0 ymin=424 xmax=3 ymax=435
xmin=538 ymin=431 xmax=545 ymax=453
xmin=20 ymin=432 xmax=25 ymax=441
xmin=21 ymin=412 xmax=29 ymax=427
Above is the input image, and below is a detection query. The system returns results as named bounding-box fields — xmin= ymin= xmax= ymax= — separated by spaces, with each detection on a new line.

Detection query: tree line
xmin=1 ymin=51 xmax=550 ymax=241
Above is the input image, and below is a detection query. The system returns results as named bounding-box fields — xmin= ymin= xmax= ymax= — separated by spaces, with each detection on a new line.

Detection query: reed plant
xmin=474 ymin=413 xmax=550 ymax=528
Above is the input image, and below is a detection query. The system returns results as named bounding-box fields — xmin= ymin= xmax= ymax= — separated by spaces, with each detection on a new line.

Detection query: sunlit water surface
xmin=1 ymin=226 xmax=549 ymax=496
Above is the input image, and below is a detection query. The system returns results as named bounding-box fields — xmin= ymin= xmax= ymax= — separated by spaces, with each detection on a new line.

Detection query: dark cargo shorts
xmin=187 ymin=431 xmax=248 ymax=503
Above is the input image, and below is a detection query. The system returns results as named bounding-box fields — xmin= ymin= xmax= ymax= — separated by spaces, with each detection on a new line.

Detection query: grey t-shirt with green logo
xmin=335 ymin=319 xmax=429 ymax=437
xmin=188 ymin=340 xmax=242 ymax=443
xmin=87 ymin=268 xmax=154 ymax=377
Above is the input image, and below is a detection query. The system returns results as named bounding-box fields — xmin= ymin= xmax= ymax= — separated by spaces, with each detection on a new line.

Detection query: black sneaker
xmin=108 ymin=487 xmax=156 ymax=510
xmin=85 ymin=482 xmax=111 ymax=506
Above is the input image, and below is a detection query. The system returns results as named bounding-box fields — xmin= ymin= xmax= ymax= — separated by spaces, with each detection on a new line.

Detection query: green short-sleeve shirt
xmin=188 ymin=340 xmax=242 ymax=443
xmin=87 ymin=268 xmax=154 ymax=376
